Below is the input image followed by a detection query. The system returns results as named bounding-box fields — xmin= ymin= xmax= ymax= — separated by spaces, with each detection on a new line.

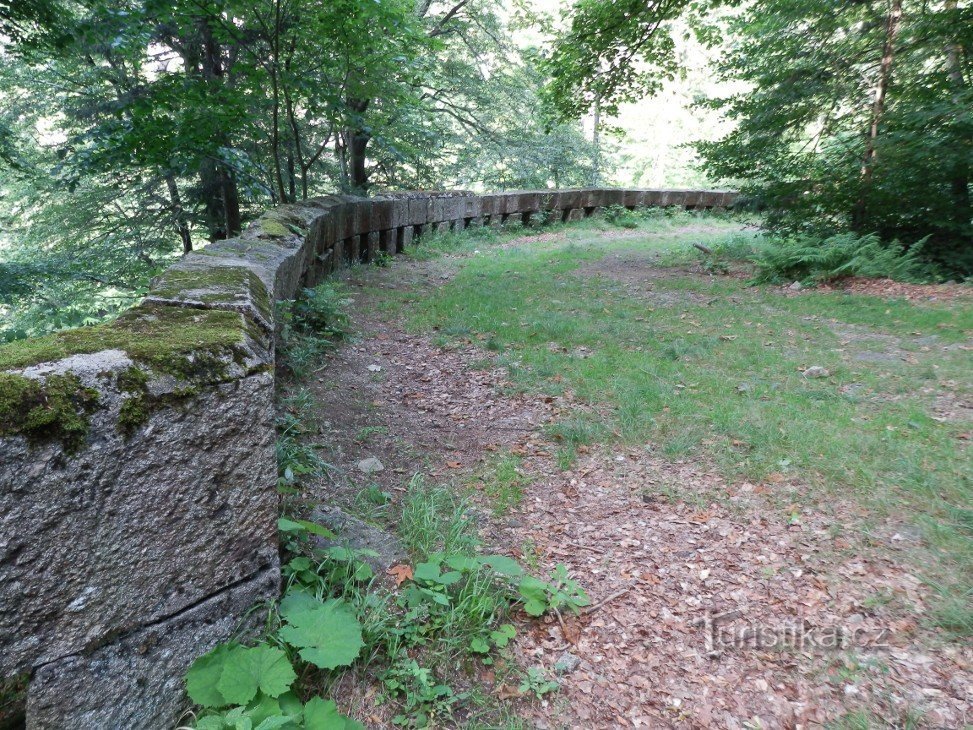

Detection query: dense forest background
xmin=1 ymin=0 xmax=971 ymax=342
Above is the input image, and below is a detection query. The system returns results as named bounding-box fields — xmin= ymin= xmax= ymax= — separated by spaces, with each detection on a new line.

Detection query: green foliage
xmin=603 ymin=205 xmax=639 ymax=229
xmin=541 ymin=0 xmax=724 ymax=121
xmin=184 ymin=586 xmax=365 ymax=728
xmin=698 ymin=0 xmax=973 ymax=274
xmin=187 ymin=461 xmax=591 ymax=728
xmin=277 ymin=283 xmax=351 ymax=379
xmin=382 ymin=658 xmax=459 ymax=728
xmin=751 ymin=233 xmax=933 ymax=284
xmin=0 ymin=0 xmax=598 ymax=341
xmin=278 ymin=592 xmax=365 ymax=670
xmin=517 ymin=667 xmax=559 ymax=700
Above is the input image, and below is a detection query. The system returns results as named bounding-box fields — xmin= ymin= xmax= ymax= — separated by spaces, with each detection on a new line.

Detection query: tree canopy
xmin=2 ymin=0 xmax=971 ymax=341
xmin=544 ymin=0 xmax=972 ymax=275
xmin=0 ymin=0 xmax=596 ymax=339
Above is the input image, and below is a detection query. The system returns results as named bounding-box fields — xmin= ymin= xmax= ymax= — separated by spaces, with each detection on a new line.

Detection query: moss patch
xmin=0 ymin=372 xmax=100 ymax=451
xmin=0 ymin=305 xmax=261 ymax=375
xmin=0 ymin=672 xmax=27 ymax=730
xmin=256 ymin=219 xmax=290 ymax=238
xmin=116 ymin=364 xmax=203 ymax=437
xmin=150 ymin=266 xmax=273 ymax=323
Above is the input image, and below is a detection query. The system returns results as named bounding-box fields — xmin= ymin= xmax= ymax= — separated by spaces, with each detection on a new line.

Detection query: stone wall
xmin=0 ymin=187 xmax=735 ymax=728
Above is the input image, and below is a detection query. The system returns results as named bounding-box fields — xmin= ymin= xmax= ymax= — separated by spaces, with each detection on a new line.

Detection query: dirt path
xmin=300 ymin=254 xmax=971 ymax=729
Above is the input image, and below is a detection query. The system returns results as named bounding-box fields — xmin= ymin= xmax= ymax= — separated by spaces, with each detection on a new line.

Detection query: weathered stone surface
xmin=0 ymin=354 xmax=278 ymax=677
xmin=146 ymin=261 xmax=275 ymax=332
xmin=26 ymin=566 xmax=278 ymax=729
xmin=0 ymin=306 xmax=276 ymax=681
xmin=366 ymin=231 xmax=380 ymax=261
xmin=310 ymin=506 xmax=406 ymax=574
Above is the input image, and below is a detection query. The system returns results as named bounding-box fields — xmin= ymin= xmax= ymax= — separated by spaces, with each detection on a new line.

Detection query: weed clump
xmin=277 ymin=283 xmax=351 ymax=378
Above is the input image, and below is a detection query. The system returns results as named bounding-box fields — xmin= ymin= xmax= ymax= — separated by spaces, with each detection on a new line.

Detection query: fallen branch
xmin=693 ymin=243 xmax=713 ymax=255
xmin=583 ymin=584 xmax=634 ymax=615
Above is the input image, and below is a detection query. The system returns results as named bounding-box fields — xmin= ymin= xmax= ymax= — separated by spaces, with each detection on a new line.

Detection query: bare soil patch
xmin=299 ymin=258 xmax=972 ymax=729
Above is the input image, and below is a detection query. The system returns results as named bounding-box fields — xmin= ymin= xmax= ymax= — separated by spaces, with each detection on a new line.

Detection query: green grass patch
xmin=390 ymin=214 xmax=973 ymax=634
xmin=474 ymin=453 xmax=529 ymax=515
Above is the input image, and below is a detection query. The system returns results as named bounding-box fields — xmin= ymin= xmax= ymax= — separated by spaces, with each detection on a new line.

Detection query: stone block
xmin=27 ymin=567 xmax=278 ymax=729
xmin=366 ymin=231 xmax=380 ymax=261
xmin=0 ymin=306 xmax=278 ymax=680
xmin=370 ymin=199 xmax=395 ymax=231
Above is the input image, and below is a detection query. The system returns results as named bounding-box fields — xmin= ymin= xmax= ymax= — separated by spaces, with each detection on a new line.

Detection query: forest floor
xmin=285 ymin=213 xmax=972 ymax=729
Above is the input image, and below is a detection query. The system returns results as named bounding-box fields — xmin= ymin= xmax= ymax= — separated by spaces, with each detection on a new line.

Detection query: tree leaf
xmin=479 ymin=555 xmax=524 ymax=577
xmin=278 ymin=593 xmax=364 ymax=670
xmin=303 ymin=697 xmax=364 ymax=730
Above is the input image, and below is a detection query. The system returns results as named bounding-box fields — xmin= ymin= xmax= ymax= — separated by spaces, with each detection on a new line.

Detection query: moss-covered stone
xmin=0 ymin=672 xmax=27 ymax=730
xmin=256 ymin=219 xmax=290 ymax=237
xmin=0 ymin=305 xmax=261 ymax=375
xmin=117 ymin=394 xmax=150 ymax=436
xmin=149 ymin=266 xmax=273 ymax=323
xmin=0 ymin=372 xmax=100 ymax=451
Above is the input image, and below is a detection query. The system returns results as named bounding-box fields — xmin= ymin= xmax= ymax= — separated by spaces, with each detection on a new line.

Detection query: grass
xmin=474 ymin=453 xmax=528 ymax=515
xmin=381 ymin=210 xmax=973 ymax=634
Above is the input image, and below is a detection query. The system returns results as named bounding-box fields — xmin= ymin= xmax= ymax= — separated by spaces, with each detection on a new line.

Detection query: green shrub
xmin=291 ymin=283 xmax=351 ymax=338
xmin=751 ymin=232 xmax=933 ymax=284
xmin=603 ymin=204 xmax=639 ymax=229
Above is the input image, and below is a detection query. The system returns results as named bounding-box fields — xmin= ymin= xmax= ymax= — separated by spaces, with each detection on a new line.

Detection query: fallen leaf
xmin=446 ymin=461 xmax=462 ymax=469
xmin=497 ymin=684 xmax=524 ymax=700
xmin=386 ymin=564 xmax=413 ymax=586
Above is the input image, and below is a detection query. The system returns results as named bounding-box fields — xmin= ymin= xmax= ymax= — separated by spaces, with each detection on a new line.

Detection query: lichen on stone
xmin=0 ymin=372 xmax=100 ymax=451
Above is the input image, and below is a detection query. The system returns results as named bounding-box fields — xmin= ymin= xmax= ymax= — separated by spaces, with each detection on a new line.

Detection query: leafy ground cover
xmin=190 ymin=210 xmax=971 ymax=728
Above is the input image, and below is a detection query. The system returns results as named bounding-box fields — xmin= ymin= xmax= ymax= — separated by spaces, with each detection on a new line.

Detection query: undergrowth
xmin=277 ymin=283 xmax=352 ymax=379
xmin=182 ymin=474 xmax=588 ymax=729
xmin=751 ymin=232 xmax=935 ymax=284
xmin=184 ymin=285 xmax=588 ymax=728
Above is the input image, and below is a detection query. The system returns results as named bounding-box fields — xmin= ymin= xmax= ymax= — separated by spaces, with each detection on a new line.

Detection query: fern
xmin=751 ymin=233 xmax=933 ymax=284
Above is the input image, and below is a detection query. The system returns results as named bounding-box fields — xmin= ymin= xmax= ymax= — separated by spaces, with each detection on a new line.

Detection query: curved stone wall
xmin=0 ymin=188 xmax=735 ymax=728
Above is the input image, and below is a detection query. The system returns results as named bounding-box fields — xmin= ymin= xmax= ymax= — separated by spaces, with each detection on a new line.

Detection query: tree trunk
xmin=345 ymin=98 xmax=371 ymax=194
xmin=200 ymin=158 xmax=241 ymax=241
xmin=196 ymin=16 xmax=242 ymax=240
xmin=165 ymin=172 xmax=193 ymax=253
xmin=945 ymin=0 xmax=970 ymax=237
xmin=591 ymin=95 xmax=602 ymax=186
xmin=853 ymin=0 xmax=903 ymax=230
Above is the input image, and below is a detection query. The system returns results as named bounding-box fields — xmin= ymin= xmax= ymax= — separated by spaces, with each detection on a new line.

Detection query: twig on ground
xmin=583 ymin=584 xmax=634 ymax=615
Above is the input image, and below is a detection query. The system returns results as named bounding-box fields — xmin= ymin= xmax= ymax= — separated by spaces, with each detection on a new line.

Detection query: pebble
xmin=357 ymin=457 xmax=384 ymax=474
xmin=554 ymin=651 xmax=581 ymax=675
xmin=802 ymin=366 xmax=830 ymax=379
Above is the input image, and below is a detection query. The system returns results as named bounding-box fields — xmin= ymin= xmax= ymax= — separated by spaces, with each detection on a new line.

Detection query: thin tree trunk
xmin=342 ymin=98 xmax=371 ymax=194
xmin=853 ymin=0 xmax=903 ymax=230
xmin=268 ymin=0 xmax=288 ymax=204
xmin=591 ymin=95 xmax=602 ymax=186
xmin=945 ymin=0 xmax=970 ymax=236
xmin=165 ymin=172 xmax=193 ymax=253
